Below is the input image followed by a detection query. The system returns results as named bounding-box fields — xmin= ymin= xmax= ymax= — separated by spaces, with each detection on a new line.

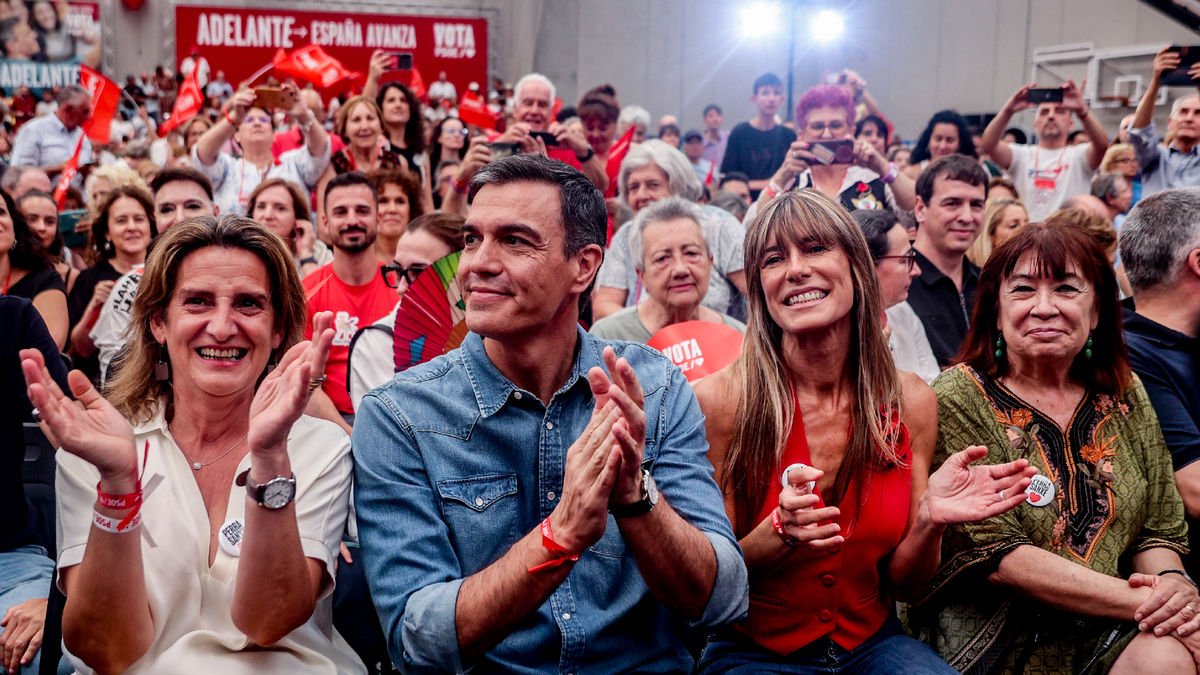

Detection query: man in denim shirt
xmin=352 ymin=155 xmax=748 ymax=673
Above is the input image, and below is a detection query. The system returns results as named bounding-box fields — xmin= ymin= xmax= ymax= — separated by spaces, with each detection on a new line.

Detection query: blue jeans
xmin=699 ymin=616 xmax=959 ymax=674
xmin=0 ymin=545 xmax=56 ymax=675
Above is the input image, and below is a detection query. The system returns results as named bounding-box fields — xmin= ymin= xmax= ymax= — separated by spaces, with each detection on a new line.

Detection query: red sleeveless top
xmin=737 ymin=401 xmax=913 ymax=654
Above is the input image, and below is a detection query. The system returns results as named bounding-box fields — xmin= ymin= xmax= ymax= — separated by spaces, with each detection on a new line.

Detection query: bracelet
xmin=223 ymin=109 xmax=240 ymax=127
xmin=881 ymin=162 xmax=899 ymax=185
xmin=449 ymin=175 xmax=470 ymax=195
xmin=93 ymin=509 xmax=142 ymax=534
xmin=1158 ymin=569 xmax=1197 ymax=586
xmin=96 ymin=482 xmax=142 ymax=510
xmin=771 ymin=509 xmax=797 ymax=547
xmin=527 ymin=517 xmax=580 ymax=573
xmin=299 ymin=256 xmax=318 ymax=267
xmin=575 ymin=147 xmax=595 ymax=163
xmin=765 ymin=181 xmax=785 ymax=199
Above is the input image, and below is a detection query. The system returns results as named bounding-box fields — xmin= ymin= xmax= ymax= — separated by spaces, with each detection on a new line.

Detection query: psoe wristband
xmin=93 ymin=509 xmax=142 ymax=534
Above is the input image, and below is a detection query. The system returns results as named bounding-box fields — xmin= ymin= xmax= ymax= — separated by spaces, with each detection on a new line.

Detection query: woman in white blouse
xmin=21 ymin=215 xmax=363 ymax=674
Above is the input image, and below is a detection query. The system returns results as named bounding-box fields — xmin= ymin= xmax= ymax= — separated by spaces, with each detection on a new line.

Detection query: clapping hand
xmin=590 ymin=347 xmax=648 ymax=507
xmin=247 ymin=311 xmax=334 ymax=454
xmin=924 ymin=445 xmax=1038 ymax=525
xmin=21 ymin=348 xmax=137 ymax=484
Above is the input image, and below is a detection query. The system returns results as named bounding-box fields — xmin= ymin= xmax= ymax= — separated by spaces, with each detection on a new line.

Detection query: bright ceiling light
xmin=810 ymin=9 xmax=844 ymax=43
xmin=740 ymin=2 xmax=783 ymax=39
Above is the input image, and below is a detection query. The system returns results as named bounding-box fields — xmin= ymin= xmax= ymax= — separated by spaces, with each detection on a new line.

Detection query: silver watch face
xmin=262 ymin=477 xmax=296 ymax=509
xmin=644 ymin=470 xmax=659 ymax=506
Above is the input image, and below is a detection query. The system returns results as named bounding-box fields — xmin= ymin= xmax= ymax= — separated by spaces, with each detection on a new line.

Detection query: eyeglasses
xmin=1111 ymin=157 xmax=1136 ymax=165
xmin=806 ymin=120 xmax=847 ymax=134
xmin=877 ymin=248 xmax=917 ymax=271
xmin=382 ymin=262 xmax=429 ymax=288
xmin=242 ymin=115 xmax=272 ymax=125
xmin=444 ymin=127 xmax=469 ymax=137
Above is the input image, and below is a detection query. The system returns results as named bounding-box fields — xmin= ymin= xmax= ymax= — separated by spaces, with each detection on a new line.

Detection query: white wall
xmin=112 ymin=0 xmax=1199 ymax=138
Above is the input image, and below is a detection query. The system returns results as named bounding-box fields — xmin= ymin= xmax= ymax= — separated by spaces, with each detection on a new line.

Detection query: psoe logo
xmin=433 ymin=23 xmax=476 ymax=59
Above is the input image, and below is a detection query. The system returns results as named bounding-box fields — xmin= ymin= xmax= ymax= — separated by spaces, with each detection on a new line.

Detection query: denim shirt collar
xmin=460 ymin=325 xmax=604 ymax=417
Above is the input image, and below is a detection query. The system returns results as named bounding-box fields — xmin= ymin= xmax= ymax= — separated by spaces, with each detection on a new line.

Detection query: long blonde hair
xmin=968 ymin=198 xmax=1025 ymax=267
xmin=724 ymin=190 xmax=902 ymax=534
xmin=106 ymin=215 xmax=307 ymax=423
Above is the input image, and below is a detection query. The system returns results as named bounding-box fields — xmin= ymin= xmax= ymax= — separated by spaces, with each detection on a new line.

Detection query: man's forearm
xmin=455 ymin=524 xmax=572 ymax=664
xmin=1134 ymin=77 xmax=1161 ymax=129
xmin=981 ymin=109 xmax=1014 ymax=168
xmin=617 ymin=498 xmax=716 ymax=620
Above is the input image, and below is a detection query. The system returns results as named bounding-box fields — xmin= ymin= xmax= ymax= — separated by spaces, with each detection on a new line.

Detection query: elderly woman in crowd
xmin=1 ymin=188 xmax=67 ymax=349
xmin=967 ymin=198 xmax=1028 ymax=267
xmin=853 ymin=209 xmax=939 ymax=384
xmin=21 ymin=215 xmax=365 ymax=674
xmin=369 ymin=169 xmax=425 ymax=266
xmin=591 ymin=197 xmax=745 ymax=342
xmin=68 ymin=185 xmax=156 ymax=368
xmin=246 ymin=177 xmax=330 ymax=278
xmin=193 ymin=83 xmax=329 ymax=215
xmin=347 ymin=211 xmax=464 ymax=412
xmin=593 ymin=140 xmax=748 ymax=320
xmin=18 ymin=189 xmax=76 ymax=289
xmin=756 ymin=85 xmax=916 ymax=218
xmin=911 ymin=223 xmax=1197 ymax=673
xmin=1092 ymin=172 xmax=1134 ymax=229
xmin=694 ymin=189 xmax=1035 ymax=673
xmin=903 ymin=110 xmax=978 ymax=179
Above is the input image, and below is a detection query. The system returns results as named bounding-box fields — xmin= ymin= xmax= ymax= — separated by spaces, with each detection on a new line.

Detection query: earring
xmin=1085 ymin=335 xmax=1094 ymax=360
xmin=102 ymin=239 xmax=115 ymax=255
xmin=994 ymin=335 xmax=1004 ymax=360
xmin=154 ymin=343 xmax=170 ymax=381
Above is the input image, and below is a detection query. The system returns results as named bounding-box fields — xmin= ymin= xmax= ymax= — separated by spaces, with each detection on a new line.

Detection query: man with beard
xmin=980 ymin=80 xmax=1107 ymax=221
xmin=1129 ymin=46 xmax=1200 ymax=196
xmin=304 ymin=172 xmax=396 ymax=420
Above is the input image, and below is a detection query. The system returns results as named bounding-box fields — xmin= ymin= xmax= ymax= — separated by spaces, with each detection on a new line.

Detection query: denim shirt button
xmin=545 ymin=421 xmax=554 ymax=430
xmin=513 ymin=391 xmax=522 ymax=399
xmin=562 ymin=612 xmax=571 ymax=620
xmin=547 ymin=491 xmax=556 ymax=501
xmin=474 ymin=497 xmax=484 ymax=506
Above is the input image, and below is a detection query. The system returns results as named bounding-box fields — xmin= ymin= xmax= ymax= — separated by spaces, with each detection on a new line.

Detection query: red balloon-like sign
xmin=646 ymin=321 xmax=744 ymax=382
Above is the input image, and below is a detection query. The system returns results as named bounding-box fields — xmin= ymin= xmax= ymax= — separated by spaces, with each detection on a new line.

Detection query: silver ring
xmin=998 ymin=489 xmax=1007 ymax=501
xmin=30 ymin=407 xmax=41 ymax=423
xmin=307 ymin=375 xmax=327 ymax=392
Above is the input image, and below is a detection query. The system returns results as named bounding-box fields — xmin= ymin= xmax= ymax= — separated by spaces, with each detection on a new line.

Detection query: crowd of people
xmin=2 ymin=37 xmax=1200 ymax=675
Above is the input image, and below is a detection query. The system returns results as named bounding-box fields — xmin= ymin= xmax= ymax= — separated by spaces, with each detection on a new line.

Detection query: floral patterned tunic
xmin=908 ymin=364 xmax=1188 ymax=674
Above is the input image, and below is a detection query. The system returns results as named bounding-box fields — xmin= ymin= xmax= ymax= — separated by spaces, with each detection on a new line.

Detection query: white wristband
xmin=93 ymin=509 xmax=142 ymax=534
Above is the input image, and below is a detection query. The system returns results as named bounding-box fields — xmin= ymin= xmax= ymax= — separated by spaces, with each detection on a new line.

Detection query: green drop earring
xmin=1085 ymin=335 xmax=1094 ymax=360
xmin=994 ymin=335 xmax=1004 ymax=359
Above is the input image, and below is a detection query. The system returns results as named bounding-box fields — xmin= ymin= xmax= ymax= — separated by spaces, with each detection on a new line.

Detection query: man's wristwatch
xmin=609 ymin=469 xmax=659 ymax=518
xmin=576 ymin=147 xmax=595 ymax=163
xmin=237 ymin=470 xmax=296 ymax=510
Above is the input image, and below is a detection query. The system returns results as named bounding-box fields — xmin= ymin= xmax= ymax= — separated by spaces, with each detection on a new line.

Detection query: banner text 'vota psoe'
xmin=174 ymin=6 xmax=487 ymax=94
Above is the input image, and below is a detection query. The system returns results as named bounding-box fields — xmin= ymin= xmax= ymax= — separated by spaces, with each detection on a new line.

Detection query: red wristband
xmin=771 ymin=508 xmax=797 ymax=547
xmin=528 ymin=517 xmax=580 ymax=574
xmin=223 ymin=109 xmax=239 ymax=127
xmin=96 ymin=482 xmax=142 ymax=510
xmin=449 ymin=175 xmax=469 ymax=195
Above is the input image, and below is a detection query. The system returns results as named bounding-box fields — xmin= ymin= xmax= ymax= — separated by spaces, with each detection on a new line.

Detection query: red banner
xmin=605 ymin=125 xmax=637 ymax=198
xmin=457 ymin=90 xmax=496 ymax=130
xmin=53 ymin=134 xmax=85 ymax=209
xmin=272 ymin=44 xmax=361 ymax=89
xmin=174 ymin=7 xmax=487 ymax=96
xmin=159 ymin=66 xmax=203 ymax=137
xmin=78 ymin=65 xmax=118 ymax=145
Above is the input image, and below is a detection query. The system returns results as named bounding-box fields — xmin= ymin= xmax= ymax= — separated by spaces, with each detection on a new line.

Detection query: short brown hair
xmin=367 ymin=169 xmax=425 ymax=221
xmin=957 ymin=222 xmax=1129 ymax=394
xmin=90 ymin=185 xmax=157 ymax=264
xmin=247 ymin=177 xmax=311 ymax=223
xmin=916 ymin=154 xmax=989 ymax=204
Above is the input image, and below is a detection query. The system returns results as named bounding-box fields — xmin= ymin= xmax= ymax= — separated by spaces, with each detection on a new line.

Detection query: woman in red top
xmin=695 ymin=189 xmax=1037 ymax=673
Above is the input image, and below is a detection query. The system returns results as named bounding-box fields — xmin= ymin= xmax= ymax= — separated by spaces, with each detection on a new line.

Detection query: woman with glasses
xmin=193 ymin=83 xmax=330 ymax=216
xmin=753 ymin=84 xmax=916 ymax=221
xmin=1101 ymin=143 xmax=1141 ymax=209
xmin=853 ymin=209 xmax=939 ymax=384
xmin=347 ymin=212 xmax=464 ymax=412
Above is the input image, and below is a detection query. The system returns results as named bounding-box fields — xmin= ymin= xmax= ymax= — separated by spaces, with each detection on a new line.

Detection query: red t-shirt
xmin=303 ymin=263 xmax=396 ymax=414
xmin=272 ymin=126 xmax=345 ymax=160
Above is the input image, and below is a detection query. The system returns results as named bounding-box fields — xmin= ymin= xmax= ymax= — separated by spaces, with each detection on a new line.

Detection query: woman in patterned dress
xmin=911 ymin=220 xmax=1198 ymax=673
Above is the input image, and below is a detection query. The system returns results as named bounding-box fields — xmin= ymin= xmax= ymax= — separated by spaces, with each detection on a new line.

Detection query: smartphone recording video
xmin=1163 ymin=46 xmax=1200 ymax=87
xmin=253 ymin=87 xmax=296 ymax=110
xmin=387 ymin=52 xmax=414 ymax=71
xmin=810 ymin=139 xmax=854 ymax=165
xmin=1026 ymin=88 xmax=1064 ymax=104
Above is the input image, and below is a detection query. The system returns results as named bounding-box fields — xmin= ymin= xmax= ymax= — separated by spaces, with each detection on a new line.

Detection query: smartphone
xmin=809 ymin=139 xmax=854 ymax=165
xmin=58 ymin=209 xmax=88 ymax=249
xmin=253 ymin=87 xmax=296 ymax=110
xmin=489 ymin=142 xmax=520 ymax=159
xmin=386 ymin=52 xmax=413 ymax=71
xmin=1163 ymin=46 xmax=1200 ymax=87
xmin=1026 ymin=87 xmax=1064 ymax=104
xmin=529 ymin=130 xmax=560 ymax=147
xmin=824 ymin=72 xmax=847 ymax=85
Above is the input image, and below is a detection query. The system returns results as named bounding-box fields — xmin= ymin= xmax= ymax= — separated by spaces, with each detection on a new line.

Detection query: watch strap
xmin=609 ymin=469 xmax=655 ymax=518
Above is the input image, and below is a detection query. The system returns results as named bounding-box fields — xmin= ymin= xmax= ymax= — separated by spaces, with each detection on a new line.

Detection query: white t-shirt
xmin=91 ymin=266 xmax=143 ymax=386
xmin=886 ymin=301 xmax=940 ymax=385
xmin=1007 ymin=143 xmax=1094 ymax=222
xmin=57 ymin=408 xmax=365 ymax=675
xmin=347 ymin=304 xmax=398 ymax=413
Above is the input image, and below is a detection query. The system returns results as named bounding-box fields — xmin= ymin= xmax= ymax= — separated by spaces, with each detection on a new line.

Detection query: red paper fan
xmin=393 ymin=251 xmax=468 ymax=372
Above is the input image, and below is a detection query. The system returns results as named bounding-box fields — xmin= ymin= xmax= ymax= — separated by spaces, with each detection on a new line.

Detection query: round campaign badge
xmin=1025 ymin=474 xmax=1056 ymax=507
xmin=218 ymin=517 xmax=245 ymax=556
xmin=780 ymin=463 xmax=817 ymax=494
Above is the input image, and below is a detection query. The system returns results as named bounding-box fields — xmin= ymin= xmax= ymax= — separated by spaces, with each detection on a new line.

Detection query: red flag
xmin=404 ymin=66 xmax=426 ymax=101
xmin=273 ymin=45 xmax=361 ymax=89
xmin=78 ymin=65 xmax=118 ymax=145
xmin=704 ymin=160 xmax=715 ymax=186
xmin=53 ymin=134 xmax=85 ymax=209
xmin=552 ymin=97 xmax=563 ymax=120
xmin=158 ymin=66 xmax=203 ymax=137
xmin=604 ymin=125 xmax=637 ymax=198
xmin=457 ymin=90 xmax=497 ymax=130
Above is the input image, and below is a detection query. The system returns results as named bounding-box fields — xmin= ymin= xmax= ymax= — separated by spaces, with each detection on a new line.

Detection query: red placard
xmin=174 ymin=6 xmax=487 ymax=96
xmin=646 ymin=321 xmax=744 ymax=383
